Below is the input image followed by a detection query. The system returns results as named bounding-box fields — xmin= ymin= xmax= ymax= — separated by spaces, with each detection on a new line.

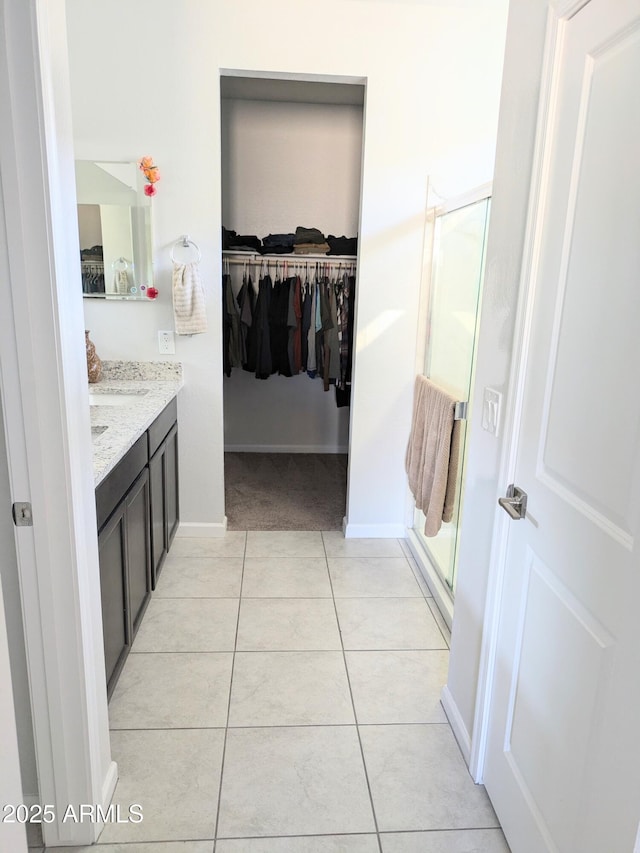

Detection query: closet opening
xmin=220 ymin=74 xmax=365 ymax=532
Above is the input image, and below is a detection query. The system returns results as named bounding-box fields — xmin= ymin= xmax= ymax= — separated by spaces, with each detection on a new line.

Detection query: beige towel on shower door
xmin=405 ymin=375 xmax=462 ymax=537
xmin=172 ymin=261 xmax=208 ymax=335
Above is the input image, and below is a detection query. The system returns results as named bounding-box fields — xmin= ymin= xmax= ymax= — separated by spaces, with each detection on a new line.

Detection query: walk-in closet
xmin=220 ymin=76 xmax=364 ymax=530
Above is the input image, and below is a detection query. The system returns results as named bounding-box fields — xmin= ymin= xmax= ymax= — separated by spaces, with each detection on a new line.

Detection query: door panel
xmin=126 ymin=469 xmax=151 ymax=637
xmin=484 ymin=2 xmax=640 ymax=851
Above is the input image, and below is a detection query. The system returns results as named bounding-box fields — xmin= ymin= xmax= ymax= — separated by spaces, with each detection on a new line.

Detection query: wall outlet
xmin=482 ymin=387 xmax=502 ymax=436
xmin=158 ymin=330 xmax=175 ymax=355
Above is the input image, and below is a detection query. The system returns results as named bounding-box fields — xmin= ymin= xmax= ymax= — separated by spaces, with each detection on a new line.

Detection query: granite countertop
xmin=90 ymin=361 xmax=184 ymax=486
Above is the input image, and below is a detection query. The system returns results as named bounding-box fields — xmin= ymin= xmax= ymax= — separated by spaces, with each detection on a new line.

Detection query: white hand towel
xmin=405 ymin=375 xmax=462 ymax=537
xmin=172 ymin=261 xmax=208 ymax=335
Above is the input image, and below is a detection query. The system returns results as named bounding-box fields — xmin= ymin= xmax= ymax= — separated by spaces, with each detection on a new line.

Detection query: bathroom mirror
xmin=75 ymin=160 xmax=154 ymax=300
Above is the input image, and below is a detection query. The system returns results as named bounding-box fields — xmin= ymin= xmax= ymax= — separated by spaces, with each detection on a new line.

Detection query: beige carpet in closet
xmin=224 ymin=452 xmax=348 ymax=531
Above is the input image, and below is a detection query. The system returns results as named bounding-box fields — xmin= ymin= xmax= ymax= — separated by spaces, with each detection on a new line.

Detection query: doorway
xmin=219 ymin=74 xmax=364 ymax=531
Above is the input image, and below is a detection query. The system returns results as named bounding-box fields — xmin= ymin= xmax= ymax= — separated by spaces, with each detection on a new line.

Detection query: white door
xmin=483 ymin=2 xmax=640 ymax=852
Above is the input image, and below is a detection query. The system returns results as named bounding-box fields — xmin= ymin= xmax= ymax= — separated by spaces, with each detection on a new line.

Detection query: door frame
xmin=0 ymin=0 xmax=114 ymax=844
xmin=469 ymin=0 xmax=593 ymax=782
xmin=217 ymin=68 xmax=367 ymax=533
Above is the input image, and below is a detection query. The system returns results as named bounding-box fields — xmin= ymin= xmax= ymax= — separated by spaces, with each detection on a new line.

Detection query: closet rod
xmin=222 ymin=251 xmax=357 ymax=264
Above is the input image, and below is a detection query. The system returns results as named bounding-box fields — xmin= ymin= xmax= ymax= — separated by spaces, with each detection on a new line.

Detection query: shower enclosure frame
xmin=406 ymin=182 xmax=492 ymax=628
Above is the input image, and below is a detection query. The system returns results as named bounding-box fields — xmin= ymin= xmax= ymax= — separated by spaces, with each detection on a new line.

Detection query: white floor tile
xmin=336 ymin=598 xmax=448 ymax=650
xmin=245 ymin=531 xmax=325 ymax=559
xmin=328 ymin=557 xmax=423 ymax=597
xmin=169 ymin=533 xmax=246 ymax=559
xmin=108 ymin=652 xmax=233 ymax=729
xmin=381 ymin=829 xmax=511 ymax=852
xmin=229 ymin=652 xmax=354 ymax=726
xmin=236 ymin=598 xmax=341 ymax=651
xmin=100 ymin=729 xmax=224 ymax=843
xmin=216 ymin=836 xmax=379 ymax=852
xmin=241 ymin=557 xmax=332 ymax=598
xmin=346 ymin=650 xmax=449 ymax=724
xmin=322 ymin=532 xmax=404 ymax=558
xmin=360 ymin=725 xmax=499 ymax=832
xmin=155 ymin=557 xmax=243 ymax=598
xmin=132 ymin=599 xmax=239 ymax=652
xmin=217 ymin=726 xmax=375 ymax=838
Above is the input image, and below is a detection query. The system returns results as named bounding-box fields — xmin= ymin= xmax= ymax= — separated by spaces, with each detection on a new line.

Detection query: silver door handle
xmin=498 ymin=484 xmax=528 ymax=520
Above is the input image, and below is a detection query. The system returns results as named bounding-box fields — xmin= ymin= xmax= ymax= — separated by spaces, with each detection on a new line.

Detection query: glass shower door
xmin=413 ymin=196 xmax=490 ymax=595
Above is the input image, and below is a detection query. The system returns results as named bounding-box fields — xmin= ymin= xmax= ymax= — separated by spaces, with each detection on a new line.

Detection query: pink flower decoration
xmin=139 ymin=156 xmax=160 ymax=195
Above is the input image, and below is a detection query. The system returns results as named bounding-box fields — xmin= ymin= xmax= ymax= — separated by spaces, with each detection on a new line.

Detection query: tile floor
xmin=38 ymin=531 xmax=510 ymax=853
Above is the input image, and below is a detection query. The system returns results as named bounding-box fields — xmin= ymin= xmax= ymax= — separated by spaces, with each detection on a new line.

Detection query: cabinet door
xmin=165 ymin=424 xmax=179 ymax=547
xmin=149 ymin=447 xmax=166 ymax=588
xmin=126 ymin=468 xmax=152 ymax=638
xmin=98 ymin=503 xmax=128 ymax=698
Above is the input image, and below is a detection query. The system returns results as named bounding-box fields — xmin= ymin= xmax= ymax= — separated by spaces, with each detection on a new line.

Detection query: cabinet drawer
xmin=96 ymin=434 xmax=148 ymax=530
xmin=147 ymin=397 xmax=177 ymax=458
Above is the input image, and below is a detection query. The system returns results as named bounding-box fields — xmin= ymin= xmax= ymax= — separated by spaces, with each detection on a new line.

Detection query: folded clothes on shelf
xmin=293 ymin=242 xmax=331 ymax=255
xmin=262 ymin=233 xmax=296 ymax=248
xmin=228 ymin=234 xmax=263 ymax=251
xmin=294 ymin=226 xmax=326 ymax=245
xmin=327 ymin=235 xmax=358 ymax=255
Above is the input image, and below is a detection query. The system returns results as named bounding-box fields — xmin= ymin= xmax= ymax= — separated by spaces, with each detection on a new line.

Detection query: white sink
xmin=88 ymin=391 xmax=148 ymax=406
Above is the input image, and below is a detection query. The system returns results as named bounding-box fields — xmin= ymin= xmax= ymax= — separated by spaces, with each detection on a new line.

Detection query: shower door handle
xmin=498 ymin=484 xmax=528 ymax=520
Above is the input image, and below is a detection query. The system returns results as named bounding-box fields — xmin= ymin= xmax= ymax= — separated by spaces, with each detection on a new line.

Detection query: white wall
xmin=222 ymin=98 xmax=362 ymax=238
xmin=446 ymin=0 xmax=550 ymax=743
xmin=222 ymin=97 xmax=360 ymax=453
xmin=66 ymin=0 xmax=508 ymax=536
xmin=0 ymin=397 xmax=38 ymax=799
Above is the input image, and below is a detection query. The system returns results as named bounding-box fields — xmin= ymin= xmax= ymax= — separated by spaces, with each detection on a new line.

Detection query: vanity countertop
xmin=90 ymin=362 xmax=184 ymax=486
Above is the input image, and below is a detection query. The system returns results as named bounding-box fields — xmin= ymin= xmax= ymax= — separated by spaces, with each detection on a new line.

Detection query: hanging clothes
xmin=301 ymin=276 xmax=312 ymax=372
xmin=236 ymin=271 xmax=255 ymax=369
xmin=254 ymin=273 xmax=273 ymax=380
xmin=269 ymin=275 xmax=293 ymax=377
xmin=336 ymin=272 xmax=356 ymax=407
xmin=223 ymin=271 xmax=243 ymax=375
xmin=221 ymin=250 xmax=357 ymax=407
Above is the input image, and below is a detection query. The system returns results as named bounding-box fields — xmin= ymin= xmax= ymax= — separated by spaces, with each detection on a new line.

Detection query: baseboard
xmin=102 ymin=758 xmax=118 ymax=807
xmin=343 ymin=522 xmax=406 ymax=538
xmin=441 ymin=684 xmax=472 ymax=767
xmin=225 ymin=444 xmax=348 ymax=454
xmin=175 ymin=519 xmax=228 ymax=538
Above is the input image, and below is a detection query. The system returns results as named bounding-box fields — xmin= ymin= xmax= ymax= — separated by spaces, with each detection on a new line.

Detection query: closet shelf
xmin=222 ymin=249 xmax=357 ymax=264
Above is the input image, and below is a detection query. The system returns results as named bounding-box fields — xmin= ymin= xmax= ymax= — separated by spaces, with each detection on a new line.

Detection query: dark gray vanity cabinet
xmin=97 ymin=502 xmax=128 ymax=697
xmin=148 ymin=399 xmax=179 ymax=588
xmin=96 ymin=398 xmax=179 ymax=697
xmin=96 ymin=435 xmax=151 ymax=698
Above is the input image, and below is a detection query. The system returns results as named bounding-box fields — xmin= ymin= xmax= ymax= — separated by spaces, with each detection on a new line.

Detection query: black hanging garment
xmin=269 ymin=276 xmax=293 ymax=376
xmin=336 ymin=273 xmax=356 ymax=407
xmin=236 ymin=272 xmax=255 ymax=371
xmin=254 ymin=274 xmax=273 ymax=380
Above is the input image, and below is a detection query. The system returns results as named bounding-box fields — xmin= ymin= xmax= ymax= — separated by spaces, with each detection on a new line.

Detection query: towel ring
xmin=113 ymin=256 xmax=130 ymax=271
xmin=171 ymin=234 xmax=202 ymax=263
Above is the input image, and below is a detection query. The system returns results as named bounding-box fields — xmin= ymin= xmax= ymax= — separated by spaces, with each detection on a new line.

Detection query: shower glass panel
xmin=413 ymin=196 xmax=490 ymax=595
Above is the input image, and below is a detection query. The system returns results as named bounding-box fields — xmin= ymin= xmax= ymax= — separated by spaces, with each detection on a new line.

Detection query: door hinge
xmin=12 ymin=502 xmax=33 ymax=527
